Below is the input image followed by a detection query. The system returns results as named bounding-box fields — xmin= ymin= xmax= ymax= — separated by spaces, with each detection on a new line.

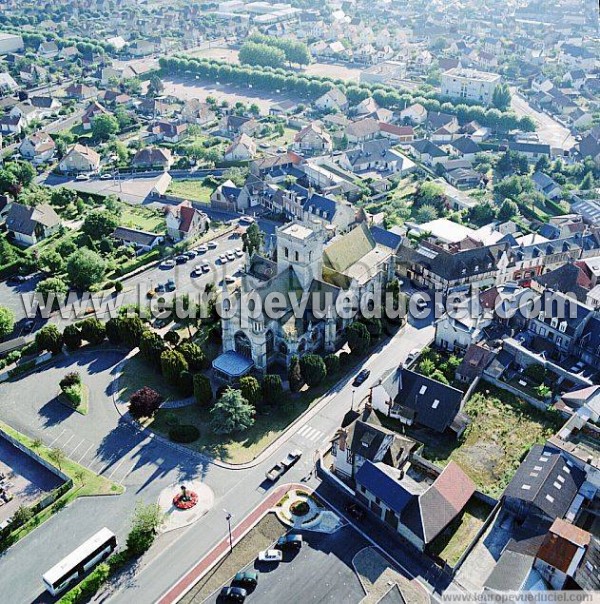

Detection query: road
xmin=510 ymin=90 xmax=576 ymax=151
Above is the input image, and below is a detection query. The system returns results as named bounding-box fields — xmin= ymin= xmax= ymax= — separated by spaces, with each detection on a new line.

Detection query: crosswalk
xmin=296 ymin=424 xmax=329 ymax=446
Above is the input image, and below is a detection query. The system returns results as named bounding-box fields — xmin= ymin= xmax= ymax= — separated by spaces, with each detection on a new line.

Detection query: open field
xmin=406 ymin=385 xmax=563 ymax=497
xmin=119 ymin=203 xmax=166 ymax=233
xmin=166 ymin=179 xmax=214 ymax=203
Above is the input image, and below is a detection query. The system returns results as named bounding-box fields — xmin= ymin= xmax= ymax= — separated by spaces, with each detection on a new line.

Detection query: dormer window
xmin=550 ymin=317 xmax=558 ymax=329
xmin=559 ymin=321 xmax=567 ymax=333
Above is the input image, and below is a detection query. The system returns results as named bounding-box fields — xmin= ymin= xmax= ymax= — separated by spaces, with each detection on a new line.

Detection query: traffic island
xmin=158 ymin=480 xmax=214 ymax=533
xmin=275 ymin=489 xmax=344 ymax=533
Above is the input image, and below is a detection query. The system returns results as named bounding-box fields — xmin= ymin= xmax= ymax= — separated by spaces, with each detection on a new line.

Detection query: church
xmin=212 ymin=218 xmax=400 ymax=382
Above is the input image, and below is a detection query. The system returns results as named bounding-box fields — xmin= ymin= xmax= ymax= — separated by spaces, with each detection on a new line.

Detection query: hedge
xmin=114 ymin=248 xmax=161 ymax=277
xmin=0 ymin=260 xmax=21 ymax=279
xmin=169 ymin=424 xmax=200 ymax=443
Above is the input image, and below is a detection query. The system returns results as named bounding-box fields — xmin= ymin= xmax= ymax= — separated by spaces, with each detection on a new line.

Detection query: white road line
xmin=309 ymin=430 xmax=323 ymax=442
xmin=69 ymin=438 xmax=85 ymax=457
xmin=77 ymin=442 xmax=95 ymax=463
xmin=107 ymin=457 xmax=128 ymax=480
xmin=303 ymin=427 xmax=318 ymax=440
xmin=119 ymin=463 xmax=137 ymax=485
xmin=297 ymin=425 xmax=311 ymax=437
xmin=61 ymin=434 xmax=75 ymax=449
xmin=49 ymin=429 xmax=65 ymax=447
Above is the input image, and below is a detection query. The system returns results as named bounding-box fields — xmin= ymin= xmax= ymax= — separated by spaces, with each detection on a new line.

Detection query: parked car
xmin=100 ymin=173 xmax=112 ymax=180
xmin=201 ymin=263 xmax=210 ymax=273
xmin=7 ymin=275 xmax=27 ymax=286
xmin=276 ymin=534 xmax=303 ymax=550
xmin=165 ymin=279 xmax=176 ymax=292
xmin=22 ymin=319 xmax=35 ymax=335
xmin=155 ymin=283 xmax=166 ymax=293
xmin=219 ymin=254 xmax=227 ymax=263
xmin=197 ymin=245 xmax=208 ymax=254
xmin=235 ymin=248 xmax=243 ymax=257
xmin=345 ymin=502 xmax=366 ymax=521
xmin=353 ymin=369 xmax=371 ymax=387
xmin=208 ymin=241 xmax=218 ymax=249
xmin=239 ymin=215 xmax=255 ymax=225
xmin=175 ymin=255 xmax=188 ymax=264
xmin=161 ymin=259 xmax=176 ymax=269
xmin=406 ymin=348 xmax=420 ymax=365
xmin=232 ymin=571 xmax=258 ymax=588
xmin=265 ymin=450 xmax=302 ymax=481
xmin=224 ymin=275 xmax=235 ymax=284
xmin=226 ymin=251 xmax=235 ymax=261
xmin=184 ymin=250 xmax=196 ymax=259
xmin=75 ymin=173 xmax=90 ymax=181
xmin=219 ymin=586 xmax=247 ymax=602
xmin=258 ymin=549 xmax=282 ymax=562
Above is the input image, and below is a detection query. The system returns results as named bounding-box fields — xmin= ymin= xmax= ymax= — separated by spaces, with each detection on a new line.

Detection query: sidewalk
xmin=157 ymin=482 xmax=307 ymax=604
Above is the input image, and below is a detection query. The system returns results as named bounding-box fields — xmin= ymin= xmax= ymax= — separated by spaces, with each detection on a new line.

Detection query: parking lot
xmin=204 ymin=526 xmax=368 ymax=604
xmin=0 ymin=435 xmax=65 ymax=526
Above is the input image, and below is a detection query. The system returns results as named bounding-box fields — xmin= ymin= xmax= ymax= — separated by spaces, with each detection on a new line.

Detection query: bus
xmin=42 ymin=527 xmax=117 ymax=596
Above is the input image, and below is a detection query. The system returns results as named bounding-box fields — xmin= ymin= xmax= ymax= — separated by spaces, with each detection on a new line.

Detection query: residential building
xmin=19 ymin=132 xmax=56 ymax=164
xmin=441 ymin=67 xmax=501 ymax=105
xmin=131 ymin=147 xmax=173 ymax=170
xmin=165 ymin=200 xmax=209 ymax=242
xmin=58 ymin=144 xmax=101 ymax=174
xmin=5 ymin=203 xmax=60 ymax=247
xmin=224 ymin=133 xmax=257 ymax=161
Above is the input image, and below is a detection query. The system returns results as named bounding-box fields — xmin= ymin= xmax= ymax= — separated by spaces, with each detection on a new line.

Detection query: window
xmin=559 ymin=321 xmax=567 ymax=333
xmin=346 ymin=449 xmax=352 ymax=463
xmin=521 ymin=484 xmax=531 ymax=490
xmin=546 ymin=494 xmax=555 ymax=503
xmin=553 ymin=482 xmax=562 ymax=490
xmin=432 ymin=400 xmax=440 ymax=409
xmin=419 ymin=385 xmax=427 ymax=395
xmin=550 ymin=317 xmax=558 ymax=329
xmin=375 ymin=497 xmax=380 ymax=505
xmin=284 ymin=247 xmax=289 ymax=258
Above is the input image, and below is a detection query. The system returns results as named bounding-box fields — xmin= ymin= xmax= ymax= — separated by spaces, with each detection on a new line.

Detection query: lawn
xmin=119 ymin=204 xmax=165 ymax=233
xmin=166 ymin=179 xmax=215 ymax=203
xmin=429 ymin=498 xmax=492 ymax=567
xmin=411 ymin=384 xmax=563 ymax=497
xmin=0 ymin=420 xmax=123 ymax=551
xmin=118 ymin=352 xmax=182 ymax=403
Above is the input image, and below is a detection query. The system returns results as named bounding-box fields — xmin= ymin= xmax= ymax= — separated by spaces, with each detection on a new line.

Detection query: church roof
xmin=323 ymin=223 xmax=376 ymax=273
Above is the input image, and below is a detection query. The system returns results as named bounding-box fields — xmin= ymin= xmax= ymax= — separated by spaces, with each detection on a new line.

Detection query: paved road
xmin=510 ymin=90 xmax=576 ymax=151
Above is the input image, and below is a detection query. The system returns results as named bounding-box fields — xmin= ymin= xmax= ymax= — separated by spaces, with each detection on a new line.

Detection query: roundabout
xmin=158 ymin=480 xmax=214 ymax=533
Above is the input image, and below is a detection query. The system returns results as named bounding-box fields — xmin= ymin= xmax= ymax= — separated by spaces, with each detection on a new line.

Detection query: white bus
xmin=42 ymin=527 xmax=117 ymax=596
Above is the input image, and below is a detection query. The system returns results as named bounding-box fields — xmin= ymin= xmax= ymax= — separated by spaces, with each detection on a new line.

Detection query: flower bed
xmin=173 ymin=490 xmax=198 ymax=510
xmin=290 ymin=500 xmax=310 ymax=517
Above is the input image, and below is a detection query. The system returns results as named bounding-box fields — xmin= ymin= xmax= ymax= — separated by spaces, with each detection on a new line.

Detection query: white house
xmin=224 ymin=133 xmax=257 ymax=161
xmin=19 ymin=133 xmax=56 ymax=164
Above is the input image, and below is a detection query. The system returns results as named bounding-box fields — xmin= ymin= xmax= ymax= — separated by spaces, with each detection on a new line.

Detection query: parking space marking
xmin=49 ymin=429 xmax=66 ymax=447
xmin=61 ymin=433 xmax=75 ymax=450
xmin=107 ymin=456 xmax=128 ymax=480
xmin=68 ymin=438 xmax=86 ymax=457
xmin=77 ymin=442 xmax=95 ymax=464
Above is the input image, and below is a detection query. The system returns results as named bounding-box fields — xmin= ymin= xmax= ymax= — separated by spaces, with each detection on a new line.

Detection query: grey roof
xmin=451 ymin=136 xmax=480 ymax=155
xmin=348 ymin=418 xmax=392 ymax=459
xmin=503 ymin=445 xmax=585 ymax=520
xmin=112 ymin=226 xmax=161 ymax=247
xmin=355 ymin=460 xmax=415 ymax=514
xmin=573 ymin=536 xmax=600 ymax=591
xmin=6 ymin=203 xmax=59 ymax=236
xmin=427 ymin=111 xmax=455 ymax=129
xmin=344 ymin=139 xmax=395 ymax=166
xmin=483 ymin=549 xmax=534 ymax=592
xmin=370 ymin=226 xmax=402 ymax=251
xmin=508 ymin=141 xmax=551 ymax=155
xmin=533 ymin=264 xmax=589 ymax=302
xmin=411 ymin=139 xmax=447 ymax=158
xmin=212 ymin=351 xmax=254 ymax=377
xmin=383 ymin=367 xmax=463 ymax=433
xmin=303 ymin=193 xmax=338 ymax=221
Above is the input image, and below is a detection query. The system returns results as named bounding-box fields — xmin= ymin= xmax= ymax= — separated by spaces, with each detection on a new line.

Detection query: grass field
xmin=166 ymin=179 xmax=215 ymax=203
xmin=118 ymin=352 xmax=182 ymax=402
xmin=119 ymin=204 xmax=165 ymax=233
xmin=415 ymin=385 xmax=562 ymax=497
xmin=429 ymin=499 xmax=492 ymax=567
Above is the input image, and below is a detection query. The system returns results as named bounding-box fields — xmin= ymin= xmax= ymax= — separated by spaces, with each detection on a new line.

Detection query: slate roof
xmin=578 ymin=316 xmax=600 ymax=357
xmin=427 ymin=111 xmax=456 ymax=130
xmin=132 ymin=147 xmax=172 ymax=166
xmin=303 ymin=193 xmax=338 ymax=221
xmin=411 ymin=139 xmax=447 ymax=158
xmin=508 ymin=141 xmax=551 ymax=155
xmin=533 ymin=263 xmax=591 ymax=302
xmin=6 ymin=203 xmax=60 ymax=236
xmin=503 ymin=445 xmax=585 ymax=520
xmin=383 ymin=367 xmax=463 ymax=433
xmin=484 ymin=549 xmax=534 ymax=592
xmin=401 ymin=461 xmax=475 ymax=544
xmin=346 ymin=117 xmax=380 ymax=139
xmin=112 ymin=226 xmax=161 ymax=247
xmin=370 ymin=226 xmax=402 ymax=251
xmin=573 ymin=536 xmax=600 ymax=591
xmin=355 ymin=460 xmax=415 ymax=515
xmin=344 ymin=139 xmax=395 ymax=167
xmin=451 ymin=136 xmax=480 ymax=155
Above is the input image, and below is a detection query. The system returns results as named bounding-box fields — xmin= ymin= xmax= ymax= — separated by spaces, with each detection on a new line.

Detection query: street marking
xmin=49 ymin=429 xmax=65 ymax=447
xmin=107 ymin=456 xmax=128 ymax=480
xmin=69 ymin=438 xmax=85 ymax=457
xmin=61 ymin=434 xmax=75 ymax=449
xmin=77 ymin=442 xmax=95 ymax=463
xmin=303 ymin=427 xmax=318 ymax=440
xmin=119 ymin=463 xmax=137 ymax=485
xmin=297 ymin=425 xmax=311 ymax=437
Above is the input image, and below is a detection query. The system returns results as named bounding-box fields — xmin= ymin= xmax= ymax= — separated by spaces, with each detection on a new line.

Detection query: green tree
xmin=580 ymin=171 xmax=594 ymax=190
xmin=288 ymin=355 xmax=304 ymax=392
xmin=498 ymin=198 xmax=519 ymax=221
xmin=535 ymin=155 xmax=551 ymax=173
xmin=66 ymin=249 xmax=107 ymax=290
xmin=415 ymin=204 xmax=439 ymax=223
xmin=346 ymin=321 xmax=371 ymax=356
xmin=324 ymin=354 xmax=340 ymax=376
xmin=35 ymin=324 xmax=63 ymax=354
xmin=160 ymin=349 xmax=188 ymax=385
xmin=418 ymin=357 xmax=435 ymax=376
xmin=78 ymin=317 xmax=106 ymax=345
xmin=92 ymin=113 xmax=119 ymax=140
xmin=210 ymin=388 xmax=255 ymax=434
xmin=148 ymin=74 xmax=164 ymax=97
xmin=239 ymin=375 xmax=262 ymax=408
xmin=299 ymin=354 xmax=327 ymax=387
xmin=0 ymin=306 xmax=15 ymax=339
xmin=177 ymin=341 xmax=205 ymax=371
xmin=82 ymin=209 xmax=119 ymax=240
xmin=36 ymin=277 xmax=69 ymax=308
xmin=63 ymin=324 xmax=82 ymax=350
xmin=239 ymin=41 xmax=286 ymax=69
xmin=105 ymin=317 xmax=123 ymax=344
xmin=48 ymin=447 xmax=65 ymax=471
xmin=0 ymin=237 xmax=17 ymax=265
xmin=193 ymin=374 xmax=213 ymax=407
xmin=139 ymin=330 xmax=166 ymax=367
xmin=126 ymin=501 xmax=162 ymax=556
xmin=13 ymin=505 xmax=34 ymax=526
xmin=118 ymin=315 xmax=145 ymax=348
xmin=262 ymin=374 xmax=283 ymax=405
xmin=39 ymin=249 xmax=64 ymax=273
xmin=241 ymin=222 xmax=264 ymax=257
xmin=492 ymin=84 xmax=511 ymax=111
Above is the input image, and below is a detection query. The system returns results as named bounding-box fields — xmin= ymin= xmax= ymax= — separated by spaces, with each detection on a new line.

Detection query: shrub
xmin=240 ymin=376 xmax=261 ymax=407
xmin=177 ymin=341 xmax=205 ymax=371
xmin=139 ymin=330 xmax=166 ymax=368
xmin=114 ymin=280 xmax=123 ymax=293
xmin=524 ymin=364 xmax=546 ymax=384
xmin=193 ymin=374 xmax=213 ymax=406
xmin=288 ymin=356 xmax=304 ymax=392
xmin=59 ymin=372 xmax=81 ymax=390
xmin=35 ymin=324 xmax=63 ymax=354
xmin=63 ymin=324 xmax=82 ymax=351
xmin=346 ymin=321 xmax=371 ymax=356
xmin=262 ymin=374 xmax=283 ymax=405
xmin=178 ymin=370 xmax=194 ymax=396
xmin=78 ymin=317 xmax=106 ymax=345
xmin=324 ymin=354 xmax=340 ymax=376
xmin=160 ymin=349 xmax=188 ymax=385
xmin=105 ymin=317 xmax=122 ymax=344
xmin=63 ymin=384 xmax=82 ymax=406
xmin=129 ymin=387 xmax=163 ymax=419
xmin=169 ymin=424 xmax=200 ymax=443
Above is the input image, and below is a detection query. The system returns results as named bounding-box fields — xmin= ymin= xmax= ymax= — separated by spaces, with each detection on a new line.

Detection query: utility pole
xmin=224 ymin=509 xmax=233 ymax=553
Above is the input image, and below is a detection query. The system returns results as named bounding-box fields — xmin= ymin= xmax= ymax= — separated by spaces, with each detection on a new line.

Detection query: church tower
xmin=276 ymin=220 xmax=324 ymax=291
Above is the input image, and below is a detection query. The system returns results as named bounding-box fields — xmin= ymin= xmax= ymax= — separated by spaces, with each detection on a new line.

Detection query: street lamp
xmin=224 ymin=509 xmax=233 ymax=553
xmin=351 ymin=388 xmax=356 ymax=411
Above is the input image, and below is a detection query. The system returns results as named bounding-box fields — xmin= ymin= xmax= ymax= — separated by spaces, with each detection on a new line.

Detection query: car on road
xmin=265 ymin=449 xmax=302 ymax=481
xmin=146 ymin=289 xmax=156 ymax=299
xmin=345 ymin=502 xmax=366 ymax=521
xmin=219 ymin=586 xmax=247 ymax=602
xmin=165 ymin=279 xmax=176 ymax=292
xmin=276 ymin=534 xmax=303 ymax=550
xmin=155 ymin=283 xmax=166 ymax=293
xmin=258 ymin=549 xmax=282 ymax=563
xmin=75 ymin=173 xmax=90 ymax=181
xmin=197 ymin=245 xmax=208 ymax=254
xmin=353 ymin=369 xmax=371 ymax=387
xmin=193 ymin=265 xmax=203 ymax=276
xmin=235 ymin=247 xmax=243 ymax=257
xmin=232 ymin=571 xmax=258 ymax=588
xmin=414 ymin=295 xmax=428 ymax=311
xmin=226 ymin=251 xmax=235 ymax=261
xmin=100 ymin=173 xmax=112 ymax=180
xmin=406 ymin=348 xmax=421 ymax=365
xmin=161 ymin=259 xmax=176 ymax=269
xmin=207 ymin=241 xmax=218 ymax=249
xmin=175 ymin=255 xmax=188 ymax=264
xmin=223 ymin=275 xmax=235 ymax=284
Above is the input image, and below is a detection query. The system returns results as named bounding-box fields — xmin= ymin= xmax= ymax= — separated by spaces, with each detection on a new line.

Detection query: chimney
xmin=337 ymin=428 xmax=347 ymax=452
xmin=397 ymin=363 xmax=404 ymax=391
